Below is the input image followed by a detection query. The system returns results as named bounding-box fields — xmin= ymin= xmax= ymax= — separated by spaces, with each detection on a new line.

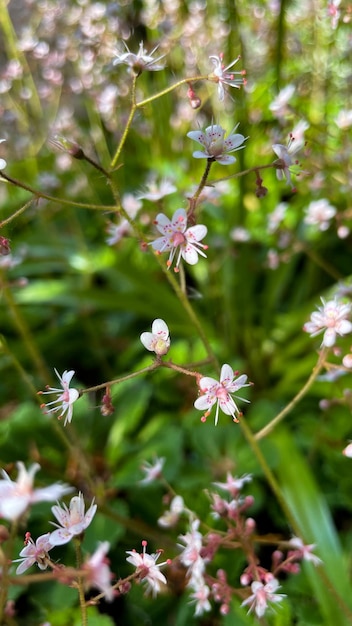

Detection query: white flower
xmin=178 ymin=519 xmax=205 ymax=582
xmin=113 ymin=41 xmax=166 ymax=73
xmin=140 ymin=457 xmax=165 ymax=484
xmin=207 ymin=53 xmax=246 ymax=101
xmin=106 ymin=193 xmax=142 ymax=245
xmin=194 ymin=364 xmax=251 ymax=425
xmin=0 ymin=139 xmax=7 ymax=169
xmin=303 ymin=297 xmax=352 ymax=347
xmin=213 ymin=472 xmax=252 ymax=495
xmin=0 ymin=462 xmax=72 ymax=521
xmin=304 ymin=199 xmax=336 ymax=231
xmin=39 ymin=369 xmax=80 ymax=426
xmin=343 ymin=442 xmax=352 ymax=457
xmin=287 ymin=536 xmax=322 ymax=566
xmin=136 ymin=179 xmax=176 ymax=201
xmin=150 ymin=208 xmax=208 ymax=272
xmin=140 ymin=319 xmax=170 ymax=356
xmin=191 ymin=582 xmax=212 ymax=616
xmin=83 ymin=541 xmax=114 ymax=601
xmin=187 ymin=123 xmax=247 ymax=165
xmin=15 ymin=533 xmax=52 ymax=575
xmin=126 ymin=540 xmax=169 ymax=596
xmin=49 ymin=492 xmax=97 ymax=546
xmin=241 ymin=577 xmax=286 ymax=618
xmin=335 ymin=109 xmax=352 ymax=130
xmin=158 ymin=495 xmax=184 ymax=527
xmin=272 ymin=123 xmax=308 ymax=186
xmin=269 ymin=85 xmax=295 ymax=118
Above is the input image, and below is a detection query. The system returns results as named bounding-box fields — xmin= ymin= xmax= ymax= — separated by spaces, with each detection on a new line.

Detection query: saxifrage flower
xmin=126 ymin=540 xmax=169 ymax=596
xmin=15 ymin=532 xmax=53 ymax=575
xmin=303 ymin=297 xmax=352 ymax=347
xmin=187 ymin=123 xmax=247 ymax=165
xmin=49 ymin=492 xmax=97 ymax=546
xmin=194 ymin=364 xmax=251 ymax=425
xmin=140 ymin=319 xmax=170 ymax=356
xmin=39 ymin=368 xmax=79 ymax=426
xmin=150 ymin=208 xmax=208 ymax=272
xmin=207 ymin=53 xmax=246 ymax=101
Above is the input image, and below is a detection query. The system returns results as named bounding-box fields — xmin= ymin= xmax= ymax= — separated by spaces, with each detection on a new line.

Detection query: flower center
xmin=172 ymin=232 xmax=186 ymax=247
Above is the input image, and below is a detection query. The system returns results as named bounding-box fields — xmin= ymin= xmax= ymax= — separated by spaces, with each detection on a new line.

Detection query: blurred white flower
xmin=269 ymin=84 xmax=295 ymax=118
xmin=343 ymin=442 xmax=352 ymax=457
xmin=303 ymin=297 xmax=352 ymax=347
xmin=83 ymin=541 xmax=114 ymax=601
xmin=0 ymin=462 xmax=72 ymax=521
xmin=140 ymin=457 xmax=165 ymax=484
xmin=304 ymin=198 xmax=336 ymax=231
xmin=113 ymin=41 xmax=166 ymax=73
xmin=287 ymin=536 xmax=322 ymax=566
xmin=158 ymin=495 xmax=184 ymax=527
xmin=335 ymin=109 xmax=352 ymax=130
xmin=241 ymin=577 xmax=286 ymax=618
xmin=136 ymin=179 xmax=176 ymax=201
xmin=106 ymin=194 xmax=142 ymax=245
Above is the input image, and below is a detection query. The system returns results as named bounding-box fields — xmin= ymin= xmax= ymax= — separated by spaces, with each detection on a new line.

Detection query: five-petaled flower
xmin=113 ymin=41 xmax=166 ymax=74
xmin=83 ymin=541 xmax=115 ymax=601
xmin=39 ymin=369 xmax=80 ymax=426
xmin=194 ymin=364 xmax=251 ymax=425
xmin=241 ymin=577 xmax=286 ymax=618
xmin=303 ymin=297 xmax=352 ymax=347
xmin=150 ymin=208 xmax=208 ymax=272
xmin=140 ymin=319 xmax=170 ymax=356
xmin=126 ymin=540 xmax=170 ymax=596
xmin=0 ymin=462 xmax=72 ymax=521
xmin=207 ymin=53 xmax=246 ymax=101
xmin=15 ymin=532 xmax=53 ymax=575
xmin=49 ymin=492 xmax=97 ymax=546
xmin=187 ymin=123 xmax=247 ymax=165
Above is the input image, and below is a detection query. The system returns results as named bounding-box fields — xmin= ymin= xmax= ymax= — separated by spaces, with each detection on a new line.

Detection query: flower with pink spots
xmin=39 ymin=369 xmax=79 ymax=426
xmin=207 ymin=53 xmax=246 ymax=101
xmin=194 ymin=364 xmax=251 ymax=425
xmin=303 ymin=297 xmax=352 ymax=347
xmin=150 ymin=209 xmax=207 ymax=272
xmin=15 ymin=532 xmax=52 ymax=574
xmin=140 ymin=319 xmax=170 ymax=356
xmin=49 ymin=492 xmax=97 ymax=546
xmin=187 ymin=123 xmax=247 ymax=165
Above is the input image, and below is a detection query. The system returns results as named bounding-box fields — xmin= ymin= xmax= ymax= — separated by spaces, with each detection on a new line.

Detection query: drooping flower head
xmin=49 ymin=492 xmax=97 ymax=546
xmin=140 ymin=319 xmax=170 ymax=356
xmin=150 ymin=208 xmax=208 ymax=272
xmin=272 ymin=122 xmax=308 ymax=187
xmin=0 ymin=462 xmax=72 ymax=521
xmin=207 ymin=53 xmax=246 ymax=101
xmin=187 ymin=123 xmax=247 ymax=165
xmin=303 ymin=297 xmax=352 ymax=347
xmin=194 ymin=364 xmax=251 ymax=425
xmin=113 ymin=41 xmax=166 ymax=74
xmin=15 ymin=532 xmax=53 ymax=575
xmin=126 ymin=540 xmax=170 ymax=596
xmin=83 ymin=541 xmax=115 ymax=601
xmin=39 ymin=369 xmax=80 ymax=426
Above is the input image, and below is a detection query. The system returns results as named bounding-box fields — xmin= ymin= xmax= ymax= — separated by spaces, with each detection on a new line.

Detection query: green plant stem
xmin=136 ymin=75 xmax=208 ymax=108
xmin=80 ymin=361 xmax=161 ymax=395
xmin=255 ymin=348 xmax=329 ymax=441
xmin=110 ymin=74 xmax=138 ymax=170
xmin=0 ymin=198 xmax=34 ymax=227
xmin=188 ymin=159 xmax=214 ymax=222
xmin=74 ymin=539 xmax=87 ymax=626
xmin=207 ymin=162 xmax=276 ymax=186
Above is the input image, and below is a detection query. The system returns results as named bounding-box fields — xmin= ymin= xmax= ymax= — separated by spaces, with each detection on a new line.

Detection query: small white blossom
xmin=158 ymin=495 xmax=184 ymax=528
xmin=113 ymin=41 xmax=166 ymax=74
xmin=0 ymin=139 xmax=7 ymax=169
xmin=191 ymin=582 xmax=212 ymax=616
xmin=126 ymin=540 xmax=169 ymax=596
xmin=269 ymin=85 xmax=295 ymax=119
xmin=343 ymin=442 xmax=352 ymax=457
xmin=287 ymin=536 xmax=322 ymax=566
xmin=194 ymin=364 xmax=251 ymax=425
xmin=39 ymin=369 xmax=79 ymax=426
xmin=140 ymin=457 xmax=165 ymax=484
xmin=83 ymin=541 xmax=114 ymax=601
xmin=303 ymin=297 xmax=352 ymax=347
xmin=150 ymin=208 xmax=208 ymax=272
xmin=207 ymin=53 xmax=246 ymax=101
xmin=241 ymin=577 xmax=286 ymax=618
xmin=14 ymin=533 xmax=52 ymax=574
xmin=49 ymin=492 xmax=97 ymax=546
xmin=106 ymin=193 xmax=142 ymax=245
xmin=304 ymin=199 xmax=336 ymax=231
xmin=272 ymin=122 xmax=308 ymax=187
xmin=136 ymin=179 xmax=176 ymax=201
xmin=0 ymin=462 xmax=72 ymax=521
xmin=335 ymin=109 xmax=352 ymax=130
xmin=187 ymin=123 xmax=247 ymax=165
xmin=140 ymin=319 xmax=170 ymax=356
xmin=213 ymin=472 xmax=252 ymax=495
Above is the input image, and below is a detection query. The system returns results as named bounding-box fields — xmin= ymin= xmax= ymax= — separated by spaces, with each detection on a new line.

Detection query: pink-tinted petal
xmin=220 ymin=364 xmax=234 ymax=384
xmin=151 ymin=319 xmax=169 ymax=340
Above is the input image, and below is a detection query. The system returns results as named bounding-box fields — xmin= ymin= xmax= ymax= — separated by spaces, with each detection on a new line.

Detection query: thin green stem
xmin=188 ymin=159 xmax=214 ymax=222
xmin=80 ymin=361 xmax=161 ymax=395
xmin=0 ymin=198 xmax=34 ymax=228
xmin=74 ymin=538 xmax=87 ymax=626
xmin=136 ymin=75 xmax=208 ymax=108
xmin=255 ymin=348 xmax=329 ymax=441
xmin=110 ymin=74 xmax=138 ymax=170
